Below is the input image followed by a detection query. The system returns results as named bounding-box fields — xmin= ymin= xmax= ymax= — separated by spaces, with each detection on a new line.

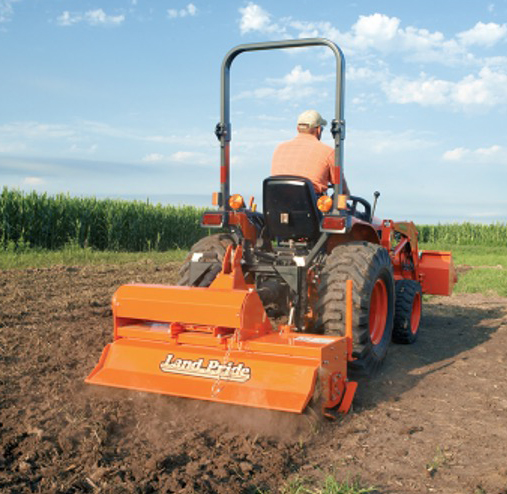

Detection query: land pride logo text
xmin=159 ymin=354 xmax=252 ymax=382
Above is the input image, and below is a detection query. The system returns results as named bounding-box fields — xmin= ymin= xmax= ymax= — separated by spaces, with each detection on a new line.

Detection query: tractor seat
xmin=263 ymin=176 xmax=321 ymax=241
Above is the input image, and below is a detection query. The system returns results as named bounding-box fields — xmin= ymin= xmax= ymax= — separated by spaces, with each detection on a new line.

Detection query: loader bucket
xmin=419 ymin=250 xmax=457 ymax=296
xmin=86 ymin=246 xmax=357 ymax=415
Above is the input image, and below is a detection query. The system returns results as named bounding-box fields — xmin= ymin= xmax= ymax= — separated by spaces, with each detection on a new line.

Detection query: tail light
xmin=321 ymin=216 xmax=346 ymax=232
xmin=317 ymin=195 xmax=333 ymax=212
xmin=201 ymin=213 xmax=224 ymax=227
xmin=229 ymin=194 xmax=245 ymax=210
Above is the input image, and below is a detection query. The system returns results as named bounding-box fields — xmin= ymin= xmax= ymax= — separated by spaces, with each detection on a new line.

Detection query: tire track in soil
xmin=1 ymin=263 xmax=506 ymax=493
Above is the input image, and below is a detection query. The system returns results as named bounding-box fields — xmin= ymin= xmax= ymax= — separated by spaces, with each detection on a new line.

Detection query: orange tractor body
xmin=86 ymin=38 xmax=455 ymax=416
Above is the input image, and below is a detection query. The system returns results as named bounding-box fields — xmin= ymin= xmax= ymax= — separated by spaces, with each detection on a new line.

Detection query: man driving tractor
xmin=271 ymin=109 xmax=350 ymax=195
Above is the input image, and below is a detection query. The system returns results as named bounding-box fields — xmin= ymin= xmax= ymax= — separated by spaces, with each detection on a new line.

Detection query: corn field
xmin=1 ymin=187 xmax=506 ymax=251
xmin=418 ymin=222 xmax=507 ymax=246
xmin=0 ymin=187 xmax=206 ymax=251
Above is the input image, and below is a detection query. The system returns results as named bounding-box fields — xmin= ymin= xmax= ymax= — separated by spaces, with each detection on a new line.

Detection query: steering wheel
xmin=324 ymin=187 xmax=373 ymax=222
xmin=347 ymin=195 xmax=372 ymax=222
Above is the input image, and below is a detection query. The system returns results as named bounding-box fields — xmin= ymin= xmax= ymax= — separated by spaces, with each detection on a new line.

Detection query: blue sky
xmin=1 ymin=0 xmax=506 ymax=223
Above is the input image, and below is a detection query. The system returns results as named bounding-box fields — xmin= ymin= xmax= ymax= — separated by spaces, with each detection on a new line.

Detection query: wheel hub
xmin=410 ymin=291 xmax=422 ymax=334
xmin=369 ymin=279 xmax=388 ymax=345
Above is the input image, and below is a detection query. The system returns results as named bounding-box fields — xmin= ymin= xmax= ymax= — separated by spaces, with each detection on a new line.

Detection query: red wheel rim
xmin=410 ymin=291 xmax=422 ymax=334
xmin=369 ymin=279 xmax=388 ymax=345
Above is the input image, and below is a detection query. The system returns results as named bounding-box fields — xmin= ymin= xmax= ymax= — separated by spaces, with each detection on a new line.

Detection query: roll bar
xmin=215 ymin=38 xmax=346 ymax=213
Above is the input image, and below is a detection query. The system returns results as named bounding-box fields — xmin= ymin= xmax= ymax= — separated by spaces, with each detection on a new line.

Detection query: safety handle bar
xmin=216 ymin=38 xmax=346 ymax=212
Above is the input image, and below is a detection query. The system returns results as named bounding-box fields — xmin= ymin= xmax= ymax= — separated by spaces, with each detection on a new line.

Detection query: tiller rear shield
xmin=86 ymin=246 xmax=357 ymax=415
xmin=419 ymin=250 xmax=457 ymax=296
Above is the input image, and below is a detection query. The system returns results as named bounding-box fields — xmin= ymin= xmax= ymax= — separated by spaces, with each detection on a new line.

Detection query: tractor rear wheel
xmin=315 ymin=242 xmax=395 ymax=375
xmin=178 ymin=234 xmax=235 ymax=287
xmin=392 ymin=280 xmax=422 ymax=344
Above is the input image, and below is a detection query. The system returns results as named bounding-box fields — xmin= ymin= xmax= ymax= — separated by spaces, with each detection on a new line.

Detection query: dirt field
xmin=1 ymin=261 xmax=507 ymax=494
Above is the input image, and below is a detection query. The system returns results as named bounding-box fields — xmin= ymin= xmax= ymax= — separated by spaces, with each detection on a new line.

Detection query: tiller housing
xmin=86 ymin=245 xmax=357 ymax=416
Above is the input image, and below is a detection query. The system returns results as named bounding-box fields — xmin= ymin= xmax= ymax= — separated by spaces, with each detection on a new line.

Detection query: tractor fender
xmin=350 ymin=220 xmax=380 ymax=244
xmin=327 ymin=219 xmax=380 ymax=252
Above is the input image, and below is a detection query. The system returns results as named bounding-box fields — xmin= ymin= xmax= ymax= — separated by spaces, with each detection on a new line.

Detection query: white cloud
xmin=335 ymin=13 xmax=465 ymax=64
xmin=476 ymin=144 xmax=502 ymax=156
xmin=0 ymin=122 xmax=77 ymax=156
xmin=384 ymin=67 xmax=507 ymax=107
xmin=349 ymin=129 xmax=437 ymax=156
xmin=187 ymin=4 xmax=197 ymax=15
xmin=22 ymin=177 xmax=45 ymax=186
xmin=79 ymin=120 xmax=135 ymax=139
xmin=484 ymin=55 xmax=507 ymax=68
xmin=0 ymin=139 xmax=26 ymax=153
xmin=239 ymin=2 xmax=284 ymax=35
xmin=86 ymin=9 xmax=125 ymax=26
xmin=142 ymin=150 xmax=214 ymax=166
xmin=283 ymin=65 xmax=315 ymax=85
xmin=0 ymin=119 xmax=215 ymax=151
xmin=288 ymin=20 xmax=340 ymax=41
xmin=347 ymin=64 xmax=388 ymax=82
xmin=470 ymin=210 xmax=505 ymax=219
xmin=452 ymin=67 xmax=507 ymax=105
xmin=169 ymin=151 xmax=212 ymax=165
xmin=235 ymin=65 xmax=329 ymax=103
xmin=384 ymin=74 xmax=452 ymax=105
xmin=235 ymin=84 xmax=317 ymax=103
xmin=142 ymin=153 xmax=165 ymax=163
xmin=57 ymin=9 xmax=125 ymax=27
xmin=442 ymin=147 xmax=468 ymax=161
xmin=167 ymin=3 xmax=197 ymax=19
xmin=457 ymin=21 xmax=507 ymax=47
xmin=236 ymin=5 xmax=507 ymax=66
xmin=442 ymin=148 xmax=470 ymax=161
xmin=268 ymin=65 xmax=329 ymax=85
xmin=69 ymin=143 xmax=98 ymax=155
xmin=256 ymin=114 xmax=287 ymax=123
xmin=350 ymin=92 xmax=382 ymax=112
xmin=443 ymin=144 xmax=505 ymax=163
xmin=347 ymin=13 xmax=401 ymax=50
xmin=0 ymin=121 xmax=77 ymax=139
xmin=57 ymin=11 xmax=77 ymax=26
xmin=0 ymin=0 xmax=19 ymax=23
xmin=243 ymin=8 xmax=458 ymax=61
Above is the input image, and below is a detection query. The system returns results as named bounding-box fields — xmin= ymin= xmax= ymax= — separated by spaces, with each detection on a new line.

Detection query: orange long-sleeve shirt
xmin=271 ymin=133 xmax=347 ymax=194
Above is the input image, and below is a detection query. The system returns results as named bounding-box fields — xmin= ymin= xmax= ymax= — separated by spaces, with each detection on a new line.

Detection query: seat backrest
xmin=263 ymin=176 xmax=321 ymax=241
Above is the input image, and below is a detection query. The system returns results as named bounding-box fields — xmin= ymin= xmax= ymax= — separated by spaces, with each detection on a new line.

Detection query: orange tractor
xmin=86 ymin=39 xmax=456 ymax=417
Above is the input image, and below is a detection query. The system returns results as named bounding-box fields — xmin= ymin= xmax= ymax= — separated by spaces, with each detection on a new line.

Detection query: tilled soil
xmin=1 ymin=262 xmax=507 ymax=494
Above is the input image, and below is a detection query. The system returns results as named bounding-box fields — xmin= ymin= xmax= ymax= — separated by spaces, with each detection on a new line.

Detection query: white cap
xmin=297 ymin=110 xmax=327 ymax=128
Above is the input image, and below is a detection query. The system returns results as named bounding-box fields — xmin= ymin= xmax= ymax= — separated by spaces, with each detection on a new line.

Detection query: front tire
xmin=315 ymin=242 xmax=395 ymax=375
xmin=392 ymin=280 xmax=422 ymax=344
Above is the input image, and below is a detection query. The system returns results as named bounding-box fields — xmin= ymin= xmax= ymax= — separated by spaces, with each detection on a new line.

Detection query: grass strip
xmin=0 ymin=244 xmax=186 ymax=270
xmin=420 ymin=244 xmax=507 ymax=268
xmin=3 ymin=243 xmax=507 ymax=298
xmin=454 ymin=268 xmax=507 ymax=297
xmin=420 ymin=244 xmax=507 ymax=297
xmin=279 ymin=475 xmax=377 ymax=494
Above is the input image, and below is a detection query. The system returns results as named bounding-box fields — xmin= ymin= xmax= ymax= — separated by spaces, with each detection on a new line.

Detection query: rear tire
xmin=315 ymin=242 xmax=395 ymax=375
xmin=392 ymin=280 xmax=422 ymax=344
xmin=178 ymin=234 xmax=235 ymax=287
